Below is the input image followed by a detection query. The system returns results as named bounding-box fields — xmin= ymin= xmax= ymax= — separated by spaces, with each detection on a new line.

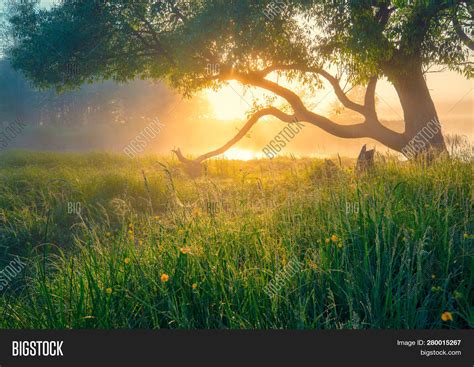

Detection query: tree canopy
xmin=8 ymin=1 xmax=472 ymax=89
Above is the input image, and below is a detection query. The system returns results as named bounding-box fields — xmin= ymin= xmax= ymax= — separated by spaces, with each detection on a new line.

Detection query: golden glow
xmin=221 ymin=148 xmax=262 ymax=161
xmin=205 ymin=78 xmax=336 ymax=121
xmin=205 ymin=82 xmax=253 ymax=120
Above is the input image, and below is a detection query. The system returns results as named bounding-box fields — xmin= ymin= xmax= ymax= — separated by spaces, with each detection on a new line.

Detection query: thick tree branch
xmin=170 ymin=64 xmax=407 ymax=165
xmin=227 ymin=71 xmax=404 ymax=150
xmin=174 ymin=70 xmax=405 ymax=165
xmin=230 ymin=71 xmax=307 ymax=112
xmin=254 ymin=64 xmax=367 ymax=115
xmin=364 ymin=76 xmax=378 ymax=118
xmin=173 ymin=100 xmax=404 ymax=166
xmin=228 ymin=69 xmax=376 ymax=132
xmin=195 ymin=107 xmax=295 ymax=162
xmin=173 ymin=107 xmax=295 ymax=163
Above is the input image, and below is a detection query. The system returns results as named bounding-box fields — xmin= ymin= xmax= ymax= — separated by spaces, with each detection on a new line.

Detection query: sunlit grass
xmin=0 ymin=151 xmax=472 ymax=329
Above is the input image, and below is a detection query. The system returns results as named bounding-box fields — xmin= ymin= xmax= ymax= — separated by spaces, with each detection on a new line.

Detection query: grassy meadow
xmin=0 ymin=150 xmax=472 ymax=329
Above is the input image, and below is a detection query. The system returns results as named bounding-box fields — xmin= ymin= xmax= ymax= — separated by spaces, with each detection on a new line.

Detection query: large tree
xmin=7 ymin=0 xmax=473 ymax=160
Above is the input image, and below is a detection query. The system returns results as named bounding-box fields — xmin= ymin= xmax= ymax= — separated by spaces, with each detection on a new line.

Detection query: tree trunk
xmin=392 ymin=69 xmax=447 ymax=158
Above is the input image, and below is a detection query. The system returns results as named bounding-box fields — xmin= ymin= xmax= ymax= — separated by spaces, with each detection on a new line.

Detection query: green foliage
xmin=0 ymin=151 xmax=472 ymax=329
xmin=308 ymin=0 xmax=473 ymax=81
xmin=7 ymin=0 xmax=472 ymax=96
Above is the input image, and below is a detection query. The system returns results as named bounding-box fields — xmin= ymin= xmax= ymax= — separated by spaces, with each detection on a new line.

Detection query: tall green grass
xmin=0 ymin=151 xmax=472 ymax=329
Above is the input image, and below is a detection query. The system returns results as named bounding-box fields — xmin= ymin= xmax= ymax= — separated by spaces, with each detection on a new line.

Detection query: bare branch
xmin=254 ymin=64 xmax=367 ymax=115
xmin=195 ymin=108 xmax=295 ymax=162
xmin=174 ymin=107 xmax=295 ymax=163
xmin=226 ymin=71 xmax=404 ymax=150
xmin=172 ymin=66 xmax=406 ymax=162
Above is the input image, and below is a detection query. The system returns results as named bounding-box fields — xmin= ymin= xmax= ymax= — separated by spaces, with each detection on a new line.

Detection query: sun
xmin=204 ymin=77 xmax=339 ymax=122
xmin=205 ymin=82 xmax=254 ymax=120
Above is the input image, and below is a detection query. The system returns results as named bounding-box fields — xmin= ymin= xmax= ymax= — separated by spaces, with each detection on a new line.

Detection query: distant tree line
xmin=0 ymin=58 xmax=178 ymax=130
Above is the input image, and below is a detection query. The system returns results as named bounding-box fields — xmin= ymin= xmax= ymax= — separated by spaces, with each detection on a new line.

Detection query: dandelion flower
xmin=441 ymin=311 xmax=453 ymax=322
xmin=161 ymin=273 xmax=169 ymax=283
xmin=331 ymin=234 xmax=338 ymax=242
xmin=180 ymin=247 xmax=191 ymax=255
xmin=138 ymin=240 xmax=143 ymax=246
xmin=124 ymin=258 xmax=130 ymax=265
xmin=192 ymin=283 xmax=198 ymax=290
xmin=105 ymin=288 xmax=113 ymax=295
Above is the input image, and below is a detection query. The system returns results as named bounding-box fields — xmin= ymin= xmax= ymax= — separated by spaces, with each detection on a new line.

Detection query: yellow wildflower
xmin=128 ymin=228 xmax=134 ymax=241
xmin=180 ymin=247 xmax=191 ymax=255
xmin=192 ymin=283 xmax=198 ymax=290
xmin=441 ymin=312 xmax=453 ymax=322
xmin=105 ymin=288 xmax=112 ymax=295
xmin=331 ymin=234 xmax=338 ymax=242
xmin=124 ymin=258 xmax=130 ymax=265
xmin=161 ymin=273 xmax=169 ymax=283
